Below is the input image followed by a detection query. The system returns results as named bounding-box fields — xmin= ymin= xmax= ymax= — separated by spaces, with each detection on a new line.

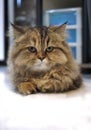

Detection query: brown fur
xmin=7 ymin=23 xmax=82 ymax=95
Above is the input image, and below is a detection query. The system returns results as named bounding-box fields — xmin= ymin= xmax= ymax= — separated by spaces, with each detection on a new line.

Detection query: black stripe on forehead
xmin=33 ymin=26 xmax=49 ymax=51
xmin=36 ymin=26 xmax=48 ymax=39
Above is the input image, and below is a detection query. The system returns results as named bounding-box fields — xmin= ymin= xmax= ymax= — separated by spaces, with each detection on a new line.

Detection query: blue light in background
xmin=17 ymin=0 xmax=21 ymax=7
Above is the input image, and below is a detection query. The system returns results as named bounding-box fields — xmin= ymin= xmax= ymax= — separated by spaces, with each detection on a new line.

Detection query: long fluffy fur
xmin=7 ymin=23 xmax=82 ymax=95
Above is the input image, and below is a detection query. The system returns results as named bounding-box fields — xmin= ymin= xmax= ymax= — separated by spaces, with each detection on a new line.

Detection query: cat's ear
xmin=11 ymin=23 xmax=28 ymax=39
xmin=49 ymin=22 xmax=67 ymax=38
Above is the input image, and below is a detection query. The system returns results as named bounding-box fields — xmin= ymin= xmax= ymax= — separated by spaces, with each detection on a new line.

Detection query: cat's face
xmin=10 ymin=23 xmax=72 ymax=72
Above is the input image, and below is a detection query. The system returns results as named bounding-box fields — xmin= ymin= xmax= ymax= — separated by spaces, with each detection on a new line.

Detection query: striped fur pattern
xmin=7 ymin=23 xmax=82 ymax=95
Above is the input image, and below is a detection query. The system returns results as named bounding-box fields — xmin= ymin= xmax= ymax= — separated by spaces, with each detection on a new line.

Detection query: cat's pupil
xmin=28 ymin=46 xmax=37 ymax=53
xmin=46 ymin=46 xmax=54 ymax=52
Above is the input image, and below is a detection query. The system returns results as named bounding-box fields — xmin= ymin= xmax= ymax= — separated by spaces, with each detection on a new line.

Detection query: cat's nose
xmin=37 ymin=51 xmax=45 ymax=61
xmin=38 ymin=56 xmax=45 ymax=61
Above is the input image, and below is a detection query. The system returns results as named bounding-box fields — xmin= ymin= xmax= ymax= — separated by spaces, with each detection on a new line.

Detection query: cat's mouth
xmin=31 ymin=59 xmax=50 ymax=71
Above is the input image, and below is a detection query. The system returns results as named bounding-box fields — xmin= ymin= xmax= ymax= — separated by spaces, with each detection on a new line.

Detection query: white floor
xmin=0 ymin=67 xmax=91 ymax=130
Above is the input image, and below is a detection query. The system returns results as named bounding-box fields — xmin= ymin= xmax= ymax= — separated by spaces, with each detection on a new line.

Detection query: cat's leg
xmin=37 ymin=75 xmax=82 ymax=93
xmin=37 ymin=79 xmax=62 ymax=93
xmin=17 ymin=82 xmax=37 ymax=95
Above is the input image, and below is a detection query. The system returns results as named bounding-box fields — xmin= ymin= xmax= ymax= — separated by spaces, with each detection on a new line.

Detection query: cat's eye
xmin=46 ymin=46 xmax=54 ymax=53
xmin=28 ymin=46 xmax=37 ymax=53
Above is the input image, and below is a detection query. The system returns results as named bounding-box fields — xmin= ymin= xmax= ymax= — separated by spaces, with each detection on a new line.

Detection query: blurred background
xmin=0 ymin=0 xmax=91 ymax=74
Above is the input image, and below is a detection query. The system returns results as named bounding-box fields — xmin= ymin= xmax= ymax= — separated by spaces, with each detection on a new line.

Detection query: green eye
xmin=46 ymin=46 xmax=54 ymax=52
xmin=28 ymin=46 xmax=37 ymax=53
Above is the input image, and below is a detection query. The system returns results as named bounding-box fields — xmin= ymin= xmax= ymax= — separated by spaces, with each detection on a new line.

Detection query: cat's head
xmin=9 ymin=23 xmax=73 ymax=72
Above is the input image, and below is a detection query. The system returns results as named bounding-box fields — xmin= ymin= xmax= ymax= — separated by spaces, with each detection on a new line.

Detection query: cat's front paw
xmin=17 ymin=82 xmax=37 ymax=95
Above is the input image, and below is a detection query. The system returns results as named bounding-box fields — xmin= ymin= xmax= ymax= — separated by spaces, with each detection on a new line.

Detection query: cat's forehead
xmin=29 ymin=26 xmax=57 ymax=42
xmin=27 ymin=26 xmax=62 ymax=46
xmin=31 ymin=26 xmax=49 ymax=38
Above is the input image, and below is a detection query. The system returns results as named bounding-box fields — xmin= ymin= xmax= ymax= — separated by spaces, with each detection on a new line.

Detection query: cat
xmin=7 ymin=23 xmax=82 ymax=95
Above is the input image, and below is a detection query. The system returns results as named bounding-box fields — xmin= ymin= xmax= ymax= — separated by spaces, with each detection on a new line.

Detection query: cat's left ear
xmin=49 ymin=22 xmax=67 ymax=38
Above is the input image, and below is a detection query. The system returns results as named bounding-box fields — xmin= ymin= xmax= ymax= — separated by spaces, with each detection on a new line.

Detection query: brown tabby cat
xmin=7 ymin=23 xmax=82 ymax=95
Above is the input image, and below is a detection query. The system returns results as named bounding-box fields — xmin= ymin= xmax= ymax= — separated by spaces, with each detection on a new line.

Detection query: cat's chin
xmin=31 ymin=59 xmax=50 ymax=72
xmin=31 ymin=65 xmax=50 ymax=72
